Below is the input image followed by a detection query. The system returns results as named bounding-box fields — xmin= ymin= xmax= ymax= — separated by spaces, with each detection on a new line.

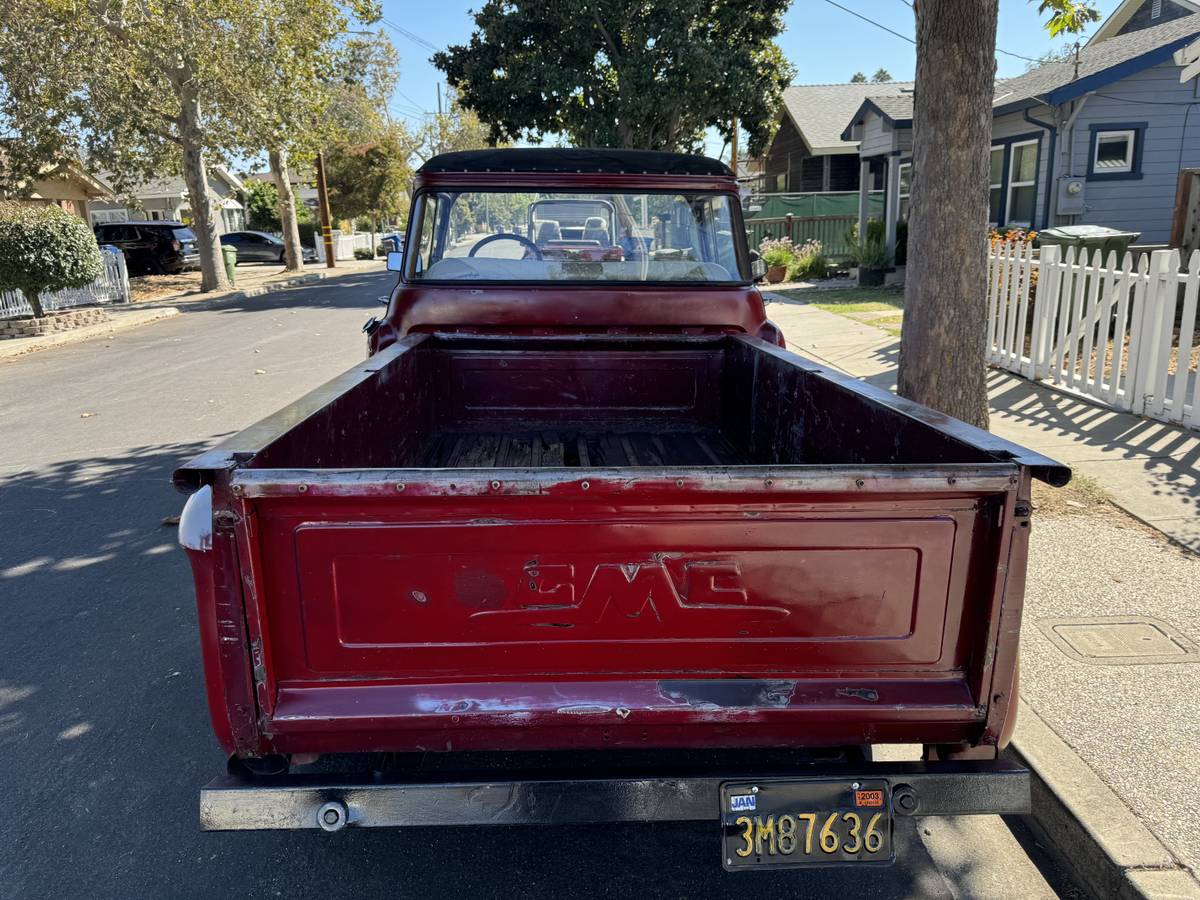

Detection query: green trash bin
xmin=1036 ymin=225 xmax=1141 ymax=261
xmin=221 ymin=244 xmax=238 ymax=285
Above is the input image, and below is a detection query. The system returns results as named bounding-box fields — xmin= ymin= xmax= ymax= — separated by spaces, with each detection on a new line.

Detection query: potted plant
xmin=758 ymin=236 xmax=795 ymax=284
xmin=849 ymin=221 xmax=892 ymax=288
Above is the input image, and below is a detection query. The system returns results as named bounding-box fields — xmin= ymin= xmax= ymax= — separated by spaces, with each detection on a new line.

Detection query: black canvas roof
xmin=417 ymin=148 xmax=734 ymax=177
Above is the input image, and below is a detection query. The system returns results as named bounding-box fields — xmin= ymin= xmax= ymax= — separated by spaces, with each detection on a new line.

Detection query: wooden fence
xmin=745 ymin=214 xmax=859 ymax=260
xmin=0 ymin=248 xmax=130 ymax=319
xmin=987 ymin=241 xmax=1200 ymax=430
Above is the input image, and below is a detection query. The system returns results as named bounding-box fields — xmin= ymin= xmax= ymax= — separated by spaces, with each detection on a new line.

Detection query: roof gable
xmin=1087 ymin=0 xmax=1200 ymax=45
xmin=777 ymin=81 xmax=915 ymax=156
xmin=840 ymin=95 xmax=915 ymax=140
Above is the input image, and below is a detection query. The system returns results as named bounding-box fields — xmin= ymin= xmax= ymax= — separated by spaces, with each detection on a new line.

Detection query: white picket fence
xmin=987 ymin=241 xmax=1200 ymax=430
xmin=0 ymin=248 xmax=130 ymax=319
xmin=312 ymin=231 xmax=376 ymax=263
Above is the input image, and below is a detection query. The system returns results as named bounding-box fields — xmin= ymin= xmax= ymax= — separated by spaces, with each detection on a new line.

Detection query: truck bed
xmin=420 ymin=430 xmax=749 ymax=468
xmin=177 ymin=333 xmax=1068 ymax=762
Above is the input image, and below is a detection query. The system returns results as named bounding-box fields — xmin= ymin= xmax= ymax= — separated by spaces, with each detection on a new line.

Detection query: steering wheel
xmin=468 ymin=232 xmax=543 ymax=260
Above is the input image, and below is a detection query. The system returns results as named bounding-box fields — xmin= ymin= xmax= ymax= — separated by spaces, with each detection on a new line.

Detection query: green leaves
xmin=1034 ymin=0 xmax=1101 ymax=38
xmin=434 ymin=0 xmax=794 ymax=153
xmin=0 ymin=202 xmax=104 ymax=315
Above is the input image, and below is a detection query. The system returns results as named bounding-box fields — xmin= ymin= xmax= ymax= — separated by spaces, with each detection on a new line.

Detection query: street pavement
xmin=1 ymin=273 xmax=1075 ymax=899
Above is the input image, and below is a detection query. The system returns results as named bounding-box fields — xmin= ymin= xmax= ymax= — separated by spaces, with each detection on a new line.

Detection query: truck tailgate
xmin=228 ymin=465 xmax=1018 ymax=754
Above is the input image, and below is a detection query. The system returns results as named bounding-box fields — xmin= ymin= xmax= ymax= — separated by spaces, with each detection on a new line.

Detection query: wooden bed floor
xmin=420 ymin=430 xmax=750 ymax=468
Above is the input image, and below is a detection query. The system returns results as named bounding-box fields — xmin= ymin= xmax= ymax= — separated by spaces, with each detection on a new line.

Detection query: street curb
xmin=1010 ymin=700 xmax=1200 ymax=899
xmin=228 ymin=271 xmax=325 ymax=301
xmin=0 ymin=307 xmax=180 ymax=361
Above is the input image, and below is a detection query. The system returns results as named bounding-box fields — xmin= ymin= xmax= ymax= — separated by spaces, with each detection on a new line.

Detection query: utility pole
xmin=315 ymin=150 xmax=335 ymax=269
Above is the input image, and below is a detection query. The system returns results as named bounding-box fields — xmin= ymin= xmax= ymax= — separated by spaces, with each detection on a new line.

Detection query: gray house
xmin=88 ymin=165 xmax=246 ymax=233
xmin=761 ymin=81 xmax=915 ymax=194
xmin=841 ymin=5 xmax=1200 ymax=253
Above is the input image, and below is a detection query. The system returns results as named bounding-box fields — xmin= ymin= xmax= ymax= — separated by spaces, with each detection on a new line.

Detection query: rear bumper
xmin=200 ymin=758 xmax=1030 ymax=831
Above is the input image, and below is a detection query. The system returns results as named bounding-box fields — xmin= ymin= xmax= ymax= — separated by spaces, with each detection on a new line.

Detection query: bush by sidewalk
xmin=0 ymin=201 xmax=103 ymax=317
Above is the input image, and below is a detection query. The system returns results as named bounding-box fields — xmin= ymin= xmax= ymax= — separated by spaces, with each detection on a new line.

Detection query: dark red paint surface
xmin=176 ymin=167 xmax=1066 ymax=763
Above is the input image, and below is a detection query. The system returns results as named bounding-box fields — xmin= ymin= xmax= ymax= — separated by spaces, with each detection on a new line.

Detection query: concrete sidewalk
xmin=0 ymin=259 xmax=388 ymax=361
xmin=765 ymin=292 xmax=1200 ymax=553
xmin=766 ymin=291 xmax=1200 ymax=897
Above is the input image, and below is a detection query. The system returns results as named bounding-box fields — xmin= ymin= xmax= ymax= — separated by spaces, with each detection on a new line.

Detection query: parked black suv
xmin=93 ymin=221 xmax=200 ymax=275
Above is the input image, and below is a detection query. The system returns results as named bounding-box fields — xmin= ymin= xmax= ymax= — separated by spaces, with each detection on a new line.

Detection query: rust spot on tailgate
xmin=836 ymin=687 xmax=880 ymax=702
xmin=658 ymin=679 xmax=797 ymax=709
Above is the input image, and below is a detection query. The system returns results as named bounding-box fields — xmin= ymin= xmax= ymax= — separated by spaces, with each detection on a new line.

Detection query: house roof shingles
xmin=841 ymin=14 xmax=1200 ymax=140
xmin=780 ymin=81 xmax=914 ymax=154
xmin=992 ymin=13 xmax=1200 ymax=110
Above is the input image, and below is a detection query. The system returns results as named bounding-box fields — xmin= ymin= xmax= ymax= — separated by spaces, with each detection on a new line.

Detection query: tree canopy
xmin=1034 ymin=0 xmax=1102 ymax=37
xmin=325 ymin=128 xmax=415 ymax=224
xmin=0 ymin=0 xmax=381 ymax=290
xmin=434 ymin=0 xmax=794 ymax=154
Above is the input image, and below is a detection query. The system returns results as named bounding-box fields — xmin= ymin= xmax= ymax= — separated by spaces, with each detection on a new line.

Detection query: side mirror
xmin=386 ymin=251 xmax=404 ymax=272
xmin=749 ymin=250 xmax=767 ymax=282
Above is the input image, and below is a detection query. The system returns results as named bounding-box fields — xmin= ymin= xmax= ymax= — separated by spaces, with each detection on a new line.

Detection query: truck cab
xmin=177 ymin=149 xmax=1067 ymax=869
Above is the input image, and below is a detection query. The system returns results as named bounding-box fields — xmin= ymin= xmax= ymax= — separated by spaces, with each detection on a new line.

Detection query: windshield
xmin=408 ymin=190 xmax=746 ymax=283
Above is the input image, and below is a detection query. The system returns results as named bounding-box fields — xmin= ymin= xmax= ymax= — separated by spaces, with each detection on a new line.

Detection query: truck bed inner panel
xmin=420 ymin=430 xmax=749 ymax=468
xmin=247 ymin=335 xmax=1001 ymax=471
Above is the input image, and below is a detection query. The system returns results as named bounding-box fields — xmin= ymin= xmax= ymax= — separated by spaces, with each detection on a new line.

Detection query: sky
xmin=376 ymin=0 xmax=1126 ymax=153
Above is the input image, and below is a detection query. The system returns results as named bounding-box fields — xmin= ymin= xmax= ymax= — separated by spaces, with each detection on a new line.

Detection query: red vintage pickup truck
xmin=176 ymin=148 xmax=1068 ymax=870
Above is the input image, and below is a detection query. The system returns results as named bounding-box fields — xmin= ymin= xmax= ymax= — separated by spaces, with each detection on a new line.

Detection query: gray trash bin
xmin=1036 ymin=225 xmax=1141 ymax=260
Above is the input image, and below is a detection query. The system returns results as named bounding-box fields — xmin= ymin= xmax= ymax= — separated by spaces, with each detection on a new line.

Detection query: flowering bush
xmin=787 ymin=239 xmax=830 ymax=281
xmin=989 ymin=227 xmax=1037 ymax=247
xmin=758 ymin=235 xmax=795 ymax=269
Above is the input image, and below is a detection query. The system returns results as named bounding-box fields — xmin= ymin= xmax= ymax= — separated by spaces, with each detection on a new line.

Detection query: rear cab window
xmin=406 ymin=189 xmax=746 ymax=284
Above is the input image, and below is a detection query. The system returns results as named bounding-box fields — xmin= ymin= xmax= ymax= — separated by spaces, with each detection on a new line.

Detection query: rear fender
xmin=178 ymin=480 xmax=264 ymax=757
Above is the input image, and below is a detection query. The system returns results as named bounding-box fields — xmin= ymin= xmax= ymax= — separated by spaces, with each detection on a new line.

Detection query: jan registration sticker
xmin=729 ymin=793 xmax=756 ymax=812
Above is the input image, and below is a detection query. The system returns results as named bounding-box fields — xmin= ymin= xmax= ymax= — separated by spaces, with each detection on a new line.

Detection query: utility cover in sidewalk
xmin=1037 ymin=616 xmax=1200 ymax=665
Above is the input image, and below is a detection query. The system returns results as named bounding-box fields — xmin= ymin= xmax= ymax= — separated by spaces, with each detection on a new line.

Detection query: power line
xmin=380 ymin=17 xmax=441 ymax=54
xmin=819 ymin=0 xmax=913 ymax=44
xmin=823 ymin=0 xmax=1047 ymax=65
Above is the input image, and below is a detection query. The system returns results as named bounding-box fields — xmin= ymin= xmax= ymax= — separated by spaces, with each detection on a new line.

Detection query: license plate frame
xmin=720 ymin=778 xmax=895 ymax=870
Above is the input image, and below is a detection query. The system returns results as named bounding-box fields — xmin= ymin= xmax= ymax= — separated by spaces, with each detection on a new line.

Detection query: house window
xmin=1087 ymin=123 xmax=1146 ymax=180
xmin=1093 ymin=130 xmax=1135 ymax=173
xmin=989 ymin=146 xmax=1004 ymax=225
xmin=1006 ymin=140 xmax=1038 ymax=227
xmin=898 ymin=162 xmax=912 ymax=219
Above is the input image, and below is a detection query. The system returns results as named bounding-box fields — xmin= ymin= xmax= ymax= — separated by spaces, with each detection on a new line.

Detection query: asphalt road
xmin=0 ymin=273 xmax=1075 ymax=899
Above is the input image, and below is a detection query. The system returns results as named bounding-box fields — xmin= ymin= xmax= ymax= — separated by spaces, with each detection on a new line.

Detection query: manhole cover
xmin=1037 ymin=616 xmax=1200 ymax=665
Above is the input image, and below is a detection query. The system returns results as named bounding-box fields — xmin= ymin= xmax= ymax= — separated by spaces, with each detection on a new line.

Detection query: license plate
xmin=721 ymin=779 xmax=894 ymax=869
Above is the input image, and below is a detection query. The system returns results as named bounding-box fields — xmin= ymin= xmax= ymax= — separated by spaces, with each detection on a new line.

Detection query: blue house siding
xmin=1060 ymin=60 xmax=1200 ymax=242
xmin=991 ymin=111 xmax=1052 ymax=229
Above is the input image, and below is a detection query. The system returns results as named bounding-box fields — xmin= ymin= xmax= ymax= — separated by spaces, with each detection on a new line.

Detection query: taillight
xmin=172 ymin=239 xmax=181 ymax=250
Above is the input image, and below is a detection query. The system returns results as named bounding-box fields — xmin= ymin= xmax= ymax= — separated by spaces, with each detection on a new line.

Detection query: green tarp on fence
xmin=748 ymin=192 xmax=884 ymax=219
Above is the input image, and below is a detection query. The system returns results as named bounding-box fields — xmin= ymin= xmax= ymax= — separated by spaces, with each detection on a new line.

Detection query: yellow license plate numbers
xmin=721 ymin=780 xmax=893 ymax=869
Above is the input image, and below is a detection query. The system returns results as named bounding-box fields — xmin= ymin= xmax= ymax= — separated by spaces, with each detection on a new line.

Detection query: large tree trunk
xmin=269 ymin=147 xmax=305 ymax=272
xmin=896 ymin=0 xmax=997 ymax=429
xmin=179 ymin=90 xmax=230 ymax=293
